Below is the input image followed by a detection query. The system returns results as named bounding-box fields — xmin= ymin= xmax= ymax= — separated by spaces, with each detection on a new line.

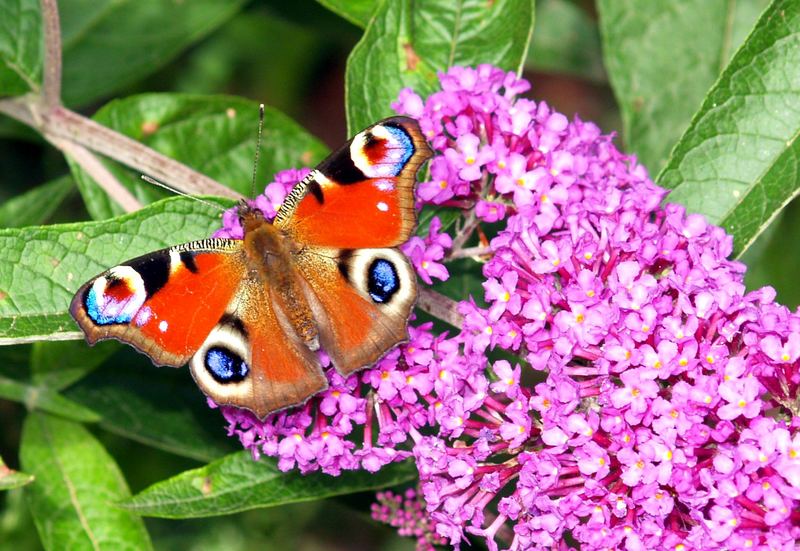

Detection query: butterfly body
xmin=70 ymin=117 xmax=432 ymax=418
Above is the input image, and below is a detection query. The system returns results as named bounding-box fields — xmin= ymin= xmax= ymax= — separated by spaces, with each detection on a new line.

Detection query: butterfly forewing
xmin=70 ymin=239 xmax=245 ymax=366
xmin=274 ymin=117 xmax=432 ymax=249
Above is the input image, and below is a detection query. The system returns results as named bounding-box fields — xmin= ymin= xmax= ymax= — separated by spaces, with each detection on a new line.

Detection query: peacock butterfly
xmin=69 ymin=116 xmax=432 ymax=419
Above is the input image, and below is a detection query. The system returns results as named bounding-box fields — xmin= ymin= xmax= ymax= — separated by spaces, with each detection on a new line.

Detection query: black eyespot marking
xmin=367 ymin=258 xmax=399 ymax=304
xmin=318 ymin=144 xmax=366 ymax=184
xmin=337 ymin=249 xmax=355 ymax=281
xmin=129 ymin=255 xmax=169 ymax=298
xmin=205 ymin=346 xmax=249 ymax=384
xmin=219 ymin=313 xmax=248 ymax=338
xmin=307 ymin=179 xmax=325 ymax=204
xmin=179 ymin=251 xmax=199 ymax=273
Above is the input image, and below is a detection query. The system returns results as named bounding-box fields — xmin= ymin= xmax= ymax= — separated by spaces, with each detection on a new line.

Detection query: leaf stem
xmin=40 ymin=0 xmax=62 ymax=108
xmin=0 ymin=98 xmax=241 ymax=201
xmin=51 ymin=137 xmax=141 ymax=212
xmin=417 ymin=288 xmax=463 ymax=329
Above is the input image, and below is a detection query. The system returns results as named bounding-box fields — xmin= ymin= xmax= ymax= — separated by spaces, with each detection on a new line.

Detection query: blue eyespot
xmin=383 ymin=125 xmax=413 ymax=175
xmin=205 ymin=346 xmax=249 ymax=384
xmin=367 ymin=259 xmax=399 ymax=303
xmin=85 ymin=286 xmax=132 ymax=325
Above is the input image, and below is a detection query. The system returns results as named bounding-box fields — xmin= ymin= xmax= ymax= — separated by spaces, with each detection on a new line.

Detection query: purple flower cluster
xmin=372 ymin=489 xmax=446 ymax=550
xmin=211 ymin=65 xmax=800 ymax=549
xmin=392 ymin=66 xmax=800 ymax=549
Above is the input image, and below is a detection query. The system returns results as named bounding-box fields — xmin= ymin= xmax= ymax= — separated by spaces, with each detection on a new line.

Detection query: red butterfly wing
xmin=70 ymin=240 xmax=245 ymax=366
xmin=274 ymin=116 xmax=432 ymax=248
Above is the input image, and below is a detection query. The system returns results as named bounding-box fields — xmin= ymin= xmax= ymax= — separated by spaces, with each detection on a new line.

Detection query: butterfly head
xmin=235 ymin=200 xmax=270 ymax=234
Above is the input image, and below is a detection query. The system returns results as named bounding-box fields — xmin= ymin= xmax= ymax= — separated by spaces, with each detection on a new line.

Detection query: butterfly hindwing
xmin=70 ymin=239 xmax=246 ymax=366
xmin=295 ymin=246 xmax=417 ymax=375
xmin=274 ymin=116 xmax=432 ymax=249
xmin=188 ymin=281 xmax=327 ymax=418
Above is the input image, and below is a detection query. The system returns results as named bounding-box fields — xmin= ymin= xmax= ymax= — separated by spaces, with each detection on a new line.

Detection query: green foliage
xmin=528 ymin=0 xmax=605 ymax=82
xmin=656 ymin=0 xmax=800 ymax=257
xmin=316 ymin=0 xmax=376 ymax=27
xmin=0 ymin=454 xmax=33 ymax=491
xmin=65 ymin=352 xmax=237 ymax=462
xmin=346 ymin=0 xmax=535 ymax=133
xmin=72 ymin=95 xmax=327 ymax=219
xmin=59 ymin=0 xmax=246 ymax=106
xmin=1 ymin=0 xmax=800 ymax=548
xmin=0 ymin=0 xmax=42 ymax=96
xmin=123 ymin=452 xmax=416 ymax=518
xmin=21 ymin=412 xmax=153 ymax=550
xmin=598 ymin=0 xmax=770 ymax=174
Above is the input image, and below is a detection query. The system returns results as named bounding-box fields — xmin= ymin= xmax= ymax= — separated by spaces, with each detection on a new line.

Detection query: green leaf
xmin=0 ymin=0 xmax=42 ymax=97
xmin=0 ymin=177 xmax=75 ymax=228
xmin=70 ymin=94 xmax=328 ymax=220
xmin=598 ymin=0 xmax=770 ymax=174
xmin=123 ymin=452 xmax=417 ymax=518
xmin=58 ymin=0 xmax=244 ymax=105
xmin=0 ymin=196 xmax=224 ymax=342
xmin=0 ymin=454 xmax=34 ymax=490
xmin=743 ymin=202 xmax=800 ymax=309
xmin=0 ymin=374 xmax=99 ymax=422
xmin=21 ymin=412 xmax=153 ymax=550
xmin=656 ymin=0 xmax=800 ymax=257
xmin=31 ymin=339 xmax=118 ymax=391
xmin=346 ymin=0 xmax=535 ymax=134
xmin=316 ymin=0 xmax=376 ymax=27
xmin=65 ymin=351 xmax=237 ymax=463
xmin=416 ymin=205 xmax=461 ymax=237
xmin=527 ymin=0 xmax=605 ymax=82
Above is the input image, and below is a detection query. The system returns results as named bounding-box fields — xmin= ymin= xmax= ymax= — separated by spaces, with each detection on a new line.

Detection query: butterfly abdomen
xmin=242 ymin=220 xmax=318 ymax=349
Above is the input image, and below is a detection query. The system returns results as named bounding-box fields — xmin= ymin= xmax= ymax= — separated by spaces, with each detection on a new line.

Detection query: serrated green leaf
xmin=71 ymin=94 xmax=328 ymax=220
xmin=527 ymin=0 xmax=605 ymax=82
xmin=0 ymin=374 xmax=99 ymax=422
xmin=0 ymin=0 xmax=42 ymax=97
xmin=316 ymin=0 xmax=376 ymax=27
xmin=122 ymin=452 xmax=417 ymax=518
xmin=656 ymin=0 xmax=800 ymax=257
xmin=0 ymin=454 xmax=33 ymax=491
xmin=0 ymin=196 xmax=224 ymax=342
xmin=21 ymin=412 xmax=153 ymax=550
xmin=0 ymin=177 xmax=75 ymax=228
xmin=58 ymin=0 xmax=244 ymax=106
xmin=598 ymin=0 xmax=769 ymax=174
xmin=346 ymin=0 xmax=535 ymax=134
xmin=66 ymin=352 xmax=237 ymax=462
xmin=31 ymin=339 xmax=118 ymax=391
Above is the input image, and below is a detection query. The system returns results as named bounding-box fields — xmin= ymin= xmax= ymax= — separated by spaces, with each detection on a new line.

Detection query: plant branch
xmin=50 ymin=137 xmax=141 ymax=212
xmin=449 ymin=208 xmax=479 ymax=254
xmin=417 ymin=288 xmax=463 ymax=329
xmin=44 ymin=107 xmax=241 ymax=199
xmin=448 ymin=245 xmax=492 ymax=260
xmin=40 ymin=0 xmax=62 ymax=107
xmin=0 ymin=98 xmax=241 ymax=201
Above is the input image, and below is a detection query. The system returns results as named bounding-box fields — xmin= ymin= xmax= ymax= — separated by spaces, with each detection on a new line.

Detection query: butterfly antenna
xmin=251 ymin=103 xmax=265 ymax=197
xmin=140 ymin=174 xmax=226 ymax=212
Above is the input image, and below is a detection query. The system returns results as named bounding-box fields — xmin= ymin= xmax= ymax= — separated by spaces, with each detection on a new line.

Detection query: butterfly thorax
xmin=241 ymin=211 xmax=319 ymax=349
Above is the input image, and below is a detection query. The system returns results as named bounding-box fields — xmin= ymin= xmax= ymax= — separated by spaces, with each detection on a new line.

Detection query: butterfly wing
xmin=70 ymin=237 xmax=327 ymax=418
xmin=295 ymin=246 xmax=417 ymax=375
xmin=274 ymin=116 xmax=432 ymax=248
xmin=272 ymin=117 xmax=430 ymax=375
xmin=188 ymin=278 xmax=326 ymax=419
xmin=70 ymin=239 xmax=246 ymax=366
